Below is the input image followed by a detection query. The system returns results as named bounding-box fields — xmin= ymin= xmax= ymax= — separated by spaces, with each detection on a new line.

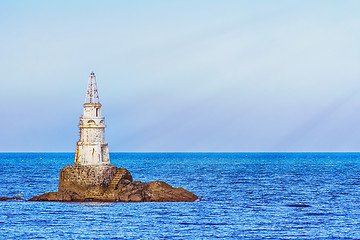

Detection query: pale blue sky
xmin=1 ymin=1 xmax=360 ymax=152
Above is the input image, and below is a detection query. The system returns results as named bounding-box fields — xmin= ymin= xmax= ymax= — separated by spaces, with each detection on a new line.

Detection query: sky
xmin=1 ymin=0 xmax=360 ymax=152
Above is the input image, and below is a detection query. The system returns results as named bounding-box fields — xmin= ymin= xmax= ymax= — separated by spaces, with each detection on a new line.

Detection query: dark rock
xmin=29 ymin=165 xmax=198 ymax=202
xmin=286 ymin=203 xmax=311 ymax=208
xmin=143 ymin=181 xmax=198 ymax=202
xmin=28 ymin=191 xmax=83 ymax=202
xmin=0 ymin=196 xmax=24 ymax=201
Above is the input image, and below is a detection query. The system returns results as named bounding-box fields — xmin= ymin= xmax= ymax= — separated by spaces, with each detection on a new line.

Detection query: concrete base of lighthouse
xmin=58 ymin=165 xmax=127 ymax=198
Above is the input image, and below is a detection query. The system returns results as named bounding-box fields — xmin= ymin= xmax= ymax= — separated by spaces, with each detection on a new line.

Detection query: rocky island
xmin=16 ymin=72 xmax=197 ymax=202
xmin=29 ymin=165 xmax=198 ymax=202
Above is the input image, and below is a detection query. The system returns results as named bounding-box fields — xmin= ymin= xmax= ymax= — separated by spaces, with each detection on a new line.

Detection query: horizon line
xmin=1 ymin=151 xmax=360 ymax=153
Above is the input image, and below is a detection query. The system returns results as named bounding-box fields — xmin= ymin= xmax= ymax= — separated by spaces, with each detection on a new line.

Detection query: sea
xmin=1 ymin=152 xmax=360 ymax=239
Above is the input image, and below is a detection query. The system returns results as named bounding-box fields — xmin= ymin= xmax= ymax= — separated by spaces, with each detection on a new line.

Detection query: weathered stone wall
xmin=58 ymin=165 xmax=118 ymax=197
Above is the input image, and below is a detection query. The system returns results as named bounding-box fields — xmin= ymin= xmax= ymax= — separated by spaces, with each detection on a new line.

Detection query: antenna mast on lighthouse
xmin=85 ymin=72 xmax=100 ymax=103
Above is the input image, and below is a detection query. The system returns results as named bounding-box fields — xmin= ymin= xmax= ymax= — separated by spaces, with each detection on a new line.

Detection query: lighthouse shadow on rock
xmin=29 ymin=72 xmax=198 ymax=202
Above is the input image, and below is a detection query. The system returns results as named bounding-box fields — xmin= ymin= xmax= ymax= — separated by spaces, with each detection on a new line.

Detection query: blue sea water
xmin=1 ymin=152 xmax=360 ymax=239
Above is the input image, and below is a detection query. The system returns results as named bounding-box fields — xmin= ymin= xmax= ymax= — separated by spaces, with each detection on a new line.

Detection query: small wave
xmin=179 ymin=222 xmax=228 ymax=226
xmin=306 ymin=212 xmax=326 ymax=216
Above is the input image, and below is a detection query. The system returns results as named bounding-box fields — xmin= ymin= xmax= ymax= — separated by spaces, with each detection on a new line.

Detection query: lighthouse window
xmin=96 ymin=108 xmax=100 ymax=117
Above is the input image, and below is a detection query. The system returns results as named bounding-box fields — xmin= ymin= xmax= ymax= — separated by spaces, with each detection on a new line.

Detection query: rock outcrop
xmin=29 ymin=165 xmax=198 ymax=202
xmin=0 ymin=197 xmax=24 ymax=201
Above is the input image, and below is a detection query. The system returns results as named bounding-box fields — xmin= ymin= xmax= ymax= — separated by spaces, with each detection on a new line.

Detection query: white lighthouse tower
xmin=75 ymin=72 xmax=110 ymax=165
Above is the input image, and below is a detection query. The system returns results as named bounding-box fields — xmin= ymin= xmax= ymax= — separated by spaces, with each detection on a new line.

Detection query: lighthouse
xmin=74 ymin=72 xmax=110 ymax=165
xmin=25 ymin=71 xmax=198 ymax=202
